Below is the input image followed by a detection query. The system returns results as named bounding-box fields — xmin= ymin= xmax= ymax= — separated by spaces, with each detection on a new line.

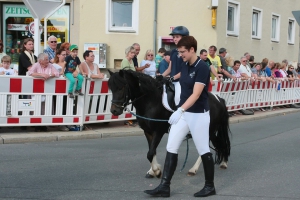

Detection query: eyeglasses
xmin=147 ymin=54 xmax=154 ymax=56
xmin=242 ymin=60 xmax=247 ymax=62
xmin=290 ymin=68 xmax=294 ymax=69
xmin=61 ymin=54 xmax=67 ymax=56
xmin=50 ymin=41 xmax=57 ymax=43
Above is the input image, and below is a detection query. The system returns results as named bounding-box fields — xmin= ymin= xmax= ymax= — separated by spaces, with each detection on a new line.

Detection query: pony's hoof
xmin=156 ymin=171 xmax=162 ymax=178
xmin=187 ymin=172 xmax=196 ymax=176
xmin=145 ymin=173 xmax=155 ymax=178
xmin=219 ymin=162 xmax=228 ymax=169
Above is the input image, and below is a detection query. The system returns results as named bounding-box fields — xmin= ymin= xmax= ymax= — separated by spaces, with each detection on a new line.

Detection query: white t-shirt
xmin=52 ymin=63 xmax=63 ymax=74
xmin=238 ymin=64 xmax=252 ymax=77
xmin=140 ymin=60 xmax=156 ymax=77
xmin=0 ymin=67 xmax=15 ymax=75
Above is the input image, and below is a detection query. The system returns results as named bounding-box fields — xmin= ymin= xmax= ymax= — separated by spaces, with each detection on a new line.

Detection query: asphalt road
xmin=0 ymin=112 xmax=300 ymax=200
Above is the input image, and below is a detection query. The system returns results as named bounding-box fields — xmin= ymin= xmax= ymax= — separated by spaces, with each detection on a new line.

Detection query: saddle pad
xmin=162 ymin=84 xmax=175 ymax=112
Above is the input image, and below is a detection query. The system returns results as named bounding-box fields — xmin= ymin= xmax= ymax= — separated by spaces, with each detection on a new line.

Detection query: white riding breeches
xmin=166 ymin=111 xmax=210 ymax=156
xmin=173 ymin=81 xmax=181 ymax=106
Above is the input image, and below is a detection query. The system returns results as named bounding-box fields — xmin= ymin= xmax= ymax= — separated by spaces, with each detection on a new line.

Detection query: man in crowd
xmin=207 ymin=46 xmax=222 ymax=80
xmin=265 ymin=60 xmax=274 ymax=77
xmin=44 ymin=35 xmax=57 ymax=63
xmin=132 ymin=43 xmax=147 ymax=72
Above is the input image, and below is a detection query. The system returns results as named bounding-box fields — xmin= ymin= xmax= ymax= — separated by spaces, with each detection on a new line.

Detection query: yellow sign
xmin=47 ymin=26 xmax=65 ymax=32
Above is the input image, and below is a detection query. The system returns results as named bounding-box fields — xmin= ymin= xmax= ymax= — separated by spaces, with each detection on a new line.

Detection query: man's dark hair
xmin=234 ymin=60 xmax=241 ymax=66
xmin=249 ymin=55 xmax=254 ymax=62
xmin=83 ymin=50 xmax=93 ymax=60
xmin=209 ymin=45 xmax=217 ymax=52
xmin=158 ymin=47 xmax=166 ymax=53
xmin=177 ymin=36 xmax=197 ymax=53
xmin=200 ymin=49 xmax=207 ymax=55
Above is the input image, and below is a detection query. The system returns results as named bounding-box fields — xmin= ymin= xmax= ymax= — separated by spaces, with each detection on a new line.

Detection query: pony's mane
xmin=108 ymin=71 xmax=127 ymax=91
xmin=122 ymin=70 xmax=163 ymax=93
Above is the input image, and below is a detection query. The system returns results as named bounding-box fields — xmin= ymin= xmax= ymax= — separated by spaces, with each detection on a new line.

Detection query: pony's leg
xmin=144 ymin=131 xmax=163 ymax=178
xmin=187 ymin=156 xmax=202 ymax=176
xmin=151 ymin=155 xmax=162 ymax=178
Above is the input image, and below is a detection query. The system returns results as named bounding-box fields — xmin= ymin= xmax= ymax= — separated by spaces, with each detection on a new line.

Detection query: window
xmin=107 ymin=0 xmax=139 ymax=32
xmin=252 ymin=8 xmax=262 ymax=39
xmin=271 ymin=14 xmax=280 ymax=42
xmin=227 ymin=1 xmax=240 ymax=36
xmin=288 ymin=19 xmax=295 ymax=44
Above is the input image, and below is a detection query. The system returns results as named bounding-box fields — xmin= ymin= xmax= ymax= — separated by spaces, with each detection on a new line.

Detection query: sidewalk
xmin=0 ymin=107 xmax=299 ymax=144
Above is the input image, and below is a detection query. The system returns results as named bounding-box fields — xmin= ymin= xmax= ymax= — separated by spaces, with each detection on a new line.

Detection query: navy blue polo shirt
xmin=178 ymin=57 xmax=210 ymax=113
xmin=132 ymin=56 xmax=138 ymax=67
xmin=170 ymin=48 xmax=184 ymax=82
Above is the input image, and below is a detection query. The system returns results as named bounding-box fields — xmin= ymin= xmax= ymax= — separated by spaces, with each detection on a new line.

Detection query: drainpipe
xmin=153 ymin=0 xmax=158 ymax=51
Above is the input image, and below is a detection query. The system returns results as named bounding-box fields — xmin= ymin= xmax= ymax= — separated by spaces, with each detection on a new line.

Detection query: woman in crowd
xmin=272 ymin=63 xmax=283 ymax=78
xmin=81 ymin=50 xmax=105 ymax=79
xmin=287 ymin=65 xmax=296 ymax=80
xmin=251 ymin=63 xmax=266 ymax=81
xmin=228 ymin=60 xmax=242 ymax=78
xmin=121 ymin=46 xmax=136 ymax=71
xmin=140 ymin=49 xmax=157 ymax=77
xmin=60 ymin=42 xmax=71 ymax=56
xmin=53 ymin=48 xmax=66 ymax=75
xmin=18 ymin=38 xmax=37 ymax=76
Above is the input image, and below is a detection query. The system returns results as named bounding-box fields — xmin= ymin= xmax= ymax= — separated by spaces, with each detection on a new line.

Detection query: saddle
xmin=165 ymin=81 xmax=177 ymax=111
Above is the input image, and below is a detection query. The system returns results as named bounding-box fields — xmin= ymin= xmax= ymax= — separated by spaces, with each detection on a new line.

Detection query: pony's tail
xmin=214 ymin=97 xmax=231 ymax=164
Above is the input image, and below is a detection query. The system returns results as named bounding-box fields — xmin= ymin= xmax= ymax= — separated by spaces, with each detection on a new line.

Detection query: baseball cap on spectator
xmin=219 ymin=48 xmax=226 ymax=54
xmin=70 ymin=44 xmax=78 ymax=51
xmin=164 ymin=51 xmax=171 ymax=56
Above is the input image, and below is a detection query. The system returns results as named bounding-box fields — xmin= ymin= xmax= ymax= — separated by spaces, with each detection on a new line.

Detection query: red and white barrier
xmin=83 ymin=78 xmax=136 ymax=124
xmin=218 ymin=79 xmax=249 ymax=111
xmin=272 ymin=79 xmax=294 ymax=106
xmin=294 ymin=80 xmax=300 ymax=104
xmin=245 ymin=80 xmax=275 ymax=109
xmin=0 ymin=76 xmax=84 ymax=127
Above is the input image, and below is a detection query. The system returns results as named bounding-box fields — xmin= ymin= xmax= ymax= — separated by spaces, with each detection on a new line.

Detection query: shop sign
xmin=47 ymin=26 xmax=65 ymax=32
xmin=5 ymin=6 xmax=31 ymax=15
xmin=7 ymin=24 xmax=28 ymax=31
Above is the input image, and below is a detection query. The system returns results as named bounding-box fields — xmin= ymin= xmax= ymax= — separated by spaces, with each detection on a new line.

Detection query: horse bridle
xmin=111 ymin=83 xmax=131 ymax=110
xmin=111 ymin=81 xmax=149 ymax=110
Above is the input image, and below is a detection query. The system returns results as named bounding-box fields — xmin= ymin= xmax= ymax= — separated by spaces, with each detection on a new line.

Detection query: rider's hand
xmin=168 ymin=107 xmax=184 ymax=125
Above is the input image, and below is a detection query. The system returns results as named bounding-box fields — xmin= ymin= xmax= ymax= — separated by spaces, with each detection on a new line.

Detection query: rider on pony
xmin=162 ymin=26 xmax=189 ymax=105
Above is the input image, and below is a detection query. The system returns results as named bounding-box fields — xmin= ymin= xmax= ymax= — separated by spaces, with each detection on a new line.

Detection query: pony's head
xmin=108 ymin=70 xmax=128 ymax=115
xmin=108 ymin=69 xmax=163 ymax=116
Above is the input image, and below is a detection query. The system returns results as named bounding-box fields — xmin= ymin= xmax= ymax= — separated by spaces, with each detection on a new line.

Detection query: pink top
xmin=28 ymin=62 xmax=59 ymax=77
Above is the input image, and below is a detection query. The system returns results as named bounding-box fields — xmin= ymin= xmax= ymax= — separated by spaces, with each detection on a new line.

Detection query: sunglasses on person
xmin=290 ymin=68 xmax=294 ymax=69
xmin=50 ymin=41 xmax=57 ymax=43
xmin=147 ymin=54 xmax=154 ymax=56
xmin=242 ymin=60 xmax=247 ymax=62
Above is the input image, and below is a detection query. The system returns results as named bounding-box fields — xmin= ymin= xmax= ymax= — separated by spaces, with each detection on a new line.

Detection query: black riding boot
xmin=144 ymin=151 xmax=178 ymax=197
xmin=194 ymin=152 xmax=216 ymax=197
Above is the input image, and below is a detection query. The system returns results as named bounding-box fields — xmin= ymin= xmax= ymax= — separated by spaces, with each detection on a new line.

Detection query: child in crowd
xmin=155 ymin=47 xmax=166 ymax=69
xmin=64 ymin=45 xmax=84 ymax=98
xmin=158 ymin=51 xmax=171 ymax=74
xmin=0 ymin=55 xmax=16 ymax=75
xmin=0 ymin=55 xmax=16 ymax=116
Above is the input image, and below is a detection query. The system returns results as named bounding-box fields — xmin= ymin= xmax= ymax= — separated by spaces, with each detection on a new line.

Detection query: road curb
xmin=0 ymin=108 xmax=299 ymax=144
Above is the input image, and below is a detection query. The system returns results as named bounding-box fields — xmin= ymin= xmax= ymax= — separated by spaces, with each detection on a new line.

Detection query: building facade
xmin=0 ymin=0 xmax=299 ymax=69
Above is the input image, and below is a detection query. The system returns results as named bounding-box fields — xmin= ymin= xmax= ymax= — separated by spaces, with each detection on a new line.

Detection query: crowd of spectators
xmin=0 ymin=35 xmax=105 ymax=132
